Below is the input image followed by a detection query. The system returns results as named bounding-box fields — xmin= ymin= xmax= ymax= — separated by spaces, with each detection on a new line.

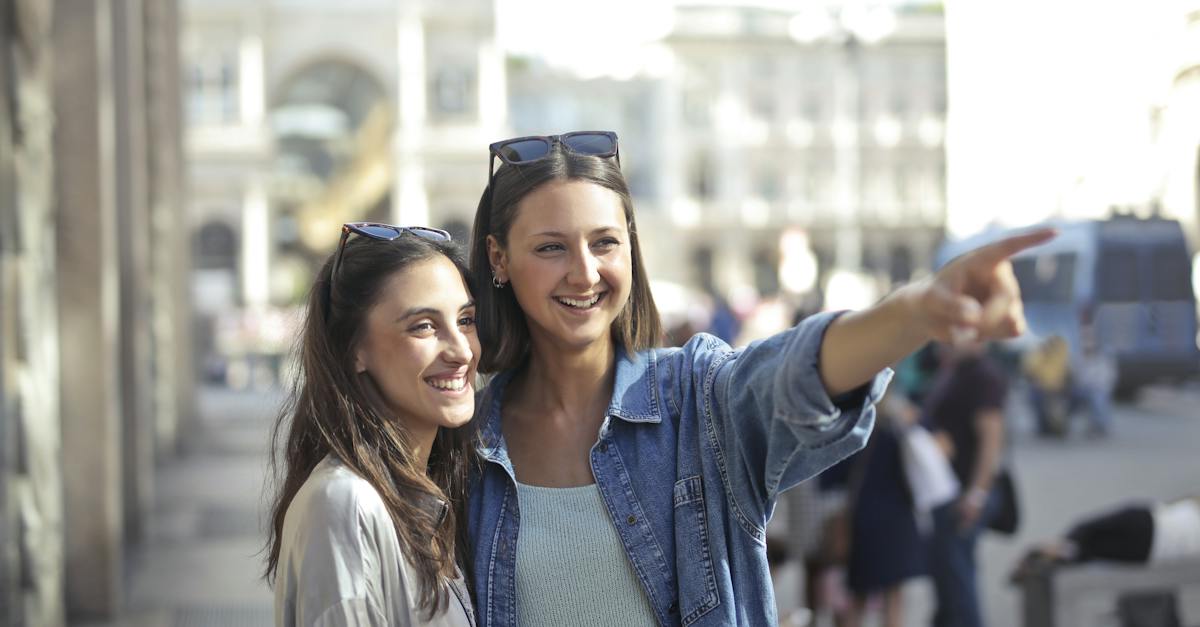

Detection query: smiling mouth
xmin=555 ymin=293 xmax=605 ymax=310
xmin=424 ymin=376 xmax=467 ymax=392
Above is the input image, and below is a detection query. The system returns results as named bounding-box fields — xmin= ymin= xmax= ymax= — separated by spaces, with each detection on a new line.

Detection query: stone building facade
xmin=0 ymin=0 xmax=191 ymax=624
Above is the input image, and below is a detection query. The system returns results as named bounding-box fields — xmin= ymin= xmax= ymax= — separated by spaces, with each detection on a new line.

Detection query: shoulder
xmin=287 ymin=456 xmax=392 ymax=537
xmin=645 ymin=332 xmax=734 ymax=377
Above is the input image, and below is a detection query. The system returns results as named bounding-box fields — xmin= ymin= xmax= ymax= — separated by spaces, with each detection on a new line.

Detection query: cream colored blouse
xmin=274 ymin=455 xmax=474 ymax=626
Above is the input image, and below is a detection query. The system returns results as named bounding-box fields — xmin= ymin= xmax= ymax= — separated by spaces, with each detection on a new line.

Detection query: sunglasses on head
xmin=487 ymin=130 xmax=620 ymax=192
xmin=328 ymin=222 xmax=451 ymax=304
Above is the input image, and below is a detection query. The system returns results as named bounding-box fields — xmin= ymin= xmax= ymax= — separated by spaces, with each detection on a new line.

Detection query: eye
xmin=458 ymin=314 xmax=476 ymax=327
xmin=535 ymin=243 xmax=565 ymax=254
xmin=593 ymin=237 xmax=620 ymax=250
xmin=409 ymin=321 xmax=436 ymax=336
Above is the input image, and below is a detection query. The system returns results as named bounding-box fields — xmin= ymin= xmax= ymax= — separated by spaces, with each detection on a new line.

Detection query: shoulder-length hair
xmin=264 ymin=234 xmax=475 ymax=619
xmin=469 ymin=145 xmax=662 ymax=372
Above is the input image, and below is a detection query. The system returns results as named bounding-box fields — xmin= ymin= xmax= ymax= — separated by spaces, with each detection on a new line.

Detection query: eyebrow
xmin=397 ymin=301 xmax=475 ymax=322
xmin=531 ymin=227 xmax=622 ymax=238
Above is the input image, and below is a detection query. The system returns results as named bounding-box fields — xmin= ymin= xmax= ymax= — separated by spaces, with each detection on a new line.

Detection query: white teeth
xmin=426 ymin=377 xmax=466 ymax=391
xmin=556 ymin=294 xmax=600 ymax=308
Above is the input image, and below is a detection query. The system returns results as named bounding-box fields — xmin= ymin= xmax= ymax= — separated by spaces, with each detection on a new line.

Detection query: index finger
xmin=972 ymin=227 xmax=1057 ymax=264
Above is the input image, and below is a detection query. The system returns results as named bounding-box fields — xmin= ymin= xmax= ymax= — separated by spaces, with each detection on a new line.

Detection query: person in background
xmin=1022 ymin=334 xmax=1071 ymax=437
xmin=1072 ymin=323 xmax=1117 ymax=437
xmin=1010 ymin=495 xmax=1200 ymax=580
xmin=924 ymin=340 xmax=1008 ymax=627
xmin=844 ymin=390 xmax=928 ymax=627
xmin=265 ymin=224 xmax=478 ymax=626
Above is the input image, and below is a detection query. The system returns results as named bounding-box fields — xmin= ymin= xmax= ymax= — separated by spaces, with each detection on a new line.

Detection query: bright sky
xmin=495 ymin=0 xmax=676 ymax=78
xmin=943 ymin=0 xmax=1183 ymax=236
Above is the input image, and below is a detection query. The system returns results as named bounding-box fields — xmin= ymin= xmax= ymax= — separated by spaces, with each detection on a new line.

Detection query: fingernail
xmin=950 ymin=326 xmax=979 ymax=345
xmin=960 ymin=300 xmax=982 ymax=323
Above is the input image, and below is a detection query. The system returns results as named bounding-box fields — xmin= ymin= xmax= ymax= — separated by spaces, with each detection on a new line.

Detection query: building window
xmin=430 ymin=66 xmax=476 ymax=117
xmin=187 ymin=49 xmax=239 ymax=125
xmin=684 ymin=87 xmax=711 ymax=127
xmin=691 ymin=155 xmax=713 ymax=200
xmin=758 ymin=168 xmax=781 ymax=201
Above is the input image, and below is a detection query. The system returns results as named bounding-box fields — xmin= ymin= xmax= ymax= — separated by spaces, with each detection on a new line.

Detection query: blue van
xmin=936 ymin=216 xmax=1200 ymax=396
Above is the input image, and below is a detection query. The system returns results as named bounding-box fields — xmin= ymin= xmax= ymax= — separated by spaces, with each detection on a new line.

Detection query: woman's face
xmin=489 ymin=179 xmax=633 ymax=353
xmin=355 ymin=255 xmax=479 ymax=437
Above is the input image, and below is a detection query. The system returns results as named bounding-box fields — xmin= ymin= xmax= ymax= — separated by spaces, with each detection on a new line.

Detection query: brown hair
xmin=264 ymin=234 xmax=475 ymax=619
xmin=469 ymin=144 xmax=662 ymax=372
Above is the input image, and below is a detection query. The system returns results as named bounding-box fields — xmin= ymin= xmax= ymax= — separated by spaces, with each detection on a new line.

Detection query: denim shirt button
xmin=626 ymin=515 xmax=637 ymax=525
xmin=598 ymin=442 xmax=608 ymax=453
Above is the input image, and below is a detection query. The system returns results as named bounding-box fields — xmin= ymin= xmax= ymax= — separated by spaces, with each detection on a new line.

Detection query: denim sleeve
xmin=690 ymin=311 xmax=891 ymax=537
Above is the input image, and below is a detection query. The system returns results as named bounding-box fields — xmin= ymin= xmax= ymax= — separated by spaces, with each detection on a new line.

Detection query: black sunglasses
xmin=328 ymin=222 xmax=451 ymax=303
xmin=487 ymin=131 xmax=620 ymax=192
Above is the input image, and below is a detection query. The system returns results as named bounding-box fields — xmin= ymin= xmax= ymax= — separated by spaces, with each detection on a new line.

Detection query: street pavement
xmin=76 ymin=385 xmax=279 ymax=627
xmin=78 ymin=382 xmax=1200 ymax=626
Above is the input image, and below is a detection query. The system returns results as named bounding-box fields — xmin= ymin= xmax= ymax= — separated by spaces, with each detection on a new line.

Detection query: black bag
xmin=986 ymin=469 xmax=1020 ymax=535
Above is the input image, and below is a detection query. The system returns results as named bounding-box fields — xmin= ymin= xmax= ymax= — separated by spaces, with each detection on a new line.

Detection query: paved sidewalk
xmin=77 ymin=385 xmax=281 ymax=627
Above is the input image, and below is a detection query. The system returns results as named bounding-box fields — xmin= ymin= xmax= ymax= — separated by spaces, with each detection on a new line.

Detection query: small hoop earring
xmin=492 ymin=274 xmax=506 ymax=289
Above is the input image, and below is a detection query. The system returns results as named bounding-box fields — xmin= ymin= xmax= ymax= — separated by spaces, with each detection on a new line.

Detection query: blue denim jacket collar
xmin=476 ymin=348 xmax=664 ymax=464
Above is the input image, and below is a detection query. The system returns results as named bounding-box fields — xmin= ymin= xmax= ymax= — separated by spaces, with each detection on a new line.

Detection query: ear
xmin=486 ymin=235 xmax=508 ymax=282
xmin=354 ymin=346 xmax=369 ymax=374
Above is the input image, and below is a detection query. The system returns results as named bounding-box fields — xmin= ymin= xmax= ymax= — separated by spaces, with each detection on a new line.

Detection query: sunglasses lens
xmin=562 ymin=133 xmax=616 ymax=156
xmin=498 ymin=138 xmax=551 ymax=163
xmin=407 ymin=227 xmax=451 ymax=241
xmin=356 ymin=225 xmax=404 ymax=239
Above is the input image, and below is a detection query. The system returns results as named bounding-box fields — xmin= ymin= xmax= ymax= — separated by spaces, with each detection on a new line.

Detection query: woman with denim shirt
xmin=464 ymin=131 xmax=1053 ymax=626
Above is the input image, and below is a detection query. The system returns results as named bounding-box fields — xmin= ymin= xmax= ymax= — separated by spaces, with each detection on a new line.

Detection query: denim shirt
xmin=465 ymin=311 xmax=892 ymax=626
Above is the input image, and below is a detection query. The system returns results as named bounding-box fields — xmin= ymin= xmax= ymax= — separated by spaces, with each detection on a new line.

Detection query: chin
xmin=440 ymin=408 xmax=475 ymax=430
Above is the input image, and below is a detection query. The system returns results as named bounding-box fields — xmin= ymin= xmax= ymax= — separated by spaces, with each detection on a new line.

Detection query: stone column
xmin=393 ymin=6 xmax=430 ymax=226
xmin=112 ymin=0 xmax=155 ymax=547
xmin=3 ymin=0 xmax=66 ymax=624
xmin=53 ymin=0 xmax=125 ymax=618
xmin=143 ymin=0 xmax=193 ymax=456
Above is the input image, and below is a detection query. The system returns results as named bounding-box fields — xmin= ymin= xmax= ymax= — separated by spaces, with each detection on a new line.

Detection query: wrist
xmin=895 ymin=282 xmax=931 ymax=340
xmin=964 ymin=486 xmax=988 ymax=506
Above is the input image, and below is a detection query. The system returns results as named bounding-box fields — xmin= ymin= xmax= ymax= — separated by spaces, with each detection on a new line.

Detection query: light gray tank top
xmin=514 ymin=481 xmax=658 ymax=626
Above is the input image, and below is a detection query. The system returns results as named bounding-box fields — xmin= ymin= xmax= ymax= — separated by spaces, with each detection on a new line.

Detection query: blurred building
xmin=1 ymin=0 xmax=192 ymax=624
xmin=1152 ymin=1 xmax=1200 ymax=249
xmin=183 ymin=0 xmax=505 ymax=380
xmin=505 ymin=3 xmax=947 ymax=302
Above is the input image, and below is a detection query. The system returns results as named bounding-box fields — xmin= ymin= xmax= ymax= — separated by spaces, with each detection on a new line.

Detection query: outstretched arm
xmin=818 ymin=228 xmax=1056 ymax=396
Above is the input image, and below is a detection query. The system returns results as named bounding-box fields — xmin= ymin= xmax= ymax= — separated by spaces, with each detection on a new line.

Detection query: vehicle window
xmin=1151 ymin=244 xmax=1192 ymax=300
xmin=1096 ymin=246 xmax=1140 ymax=302
xmin=1013 ymin=253 xmax=1075 ymax=303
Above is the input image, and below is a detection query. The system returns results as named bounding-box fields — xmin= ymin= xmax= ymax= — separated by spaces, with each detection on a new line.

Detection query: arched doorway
xmin=269 ymin=60 xmax=390 ymax=273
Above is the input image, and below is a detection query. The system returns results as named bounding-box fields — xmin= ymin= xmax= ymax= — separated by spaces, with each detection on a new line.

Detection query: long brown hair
xmin=469 ymin=143 xmax=662 ymax=372
xmin=264 ymin=234 xmax=475 ymax=619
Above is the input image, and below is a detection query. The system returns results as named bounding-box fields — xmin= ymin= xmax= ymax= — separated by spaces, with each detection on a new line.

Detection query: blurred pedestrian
xmin=844 ymin=392 xmax=928 ymax=627
xmin=924 ymin=340 xmax=1008 ymax=627
xmin=1073 ymin=323 xmax=1117 ymax=437
xmin=265 ymin=224 xmax=478 ymax=626
xmin=1010 ymin=495 xmax=1200 ymax=580
xmin=1022 ymin=334 xmax=1071 ymax=437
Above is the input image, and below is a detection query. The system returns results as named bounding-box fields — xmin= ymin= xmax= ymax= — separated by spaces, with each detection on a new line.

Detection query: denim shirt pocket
xmin=673 ymin=475 xmax=719 ymax=625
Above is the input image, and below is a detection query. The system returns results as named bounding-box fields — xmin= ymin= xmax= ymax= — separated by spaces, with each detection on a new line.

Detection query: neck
xmin=518 ymin=333 xmax=618 ymax=416
xmin=409 ymin=425 xmax=438 ymax=471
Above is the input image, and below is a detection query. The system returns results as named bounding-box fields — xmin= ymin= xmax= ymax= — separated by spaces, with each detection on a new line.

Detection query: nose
xmin=441 ymin=326 xmax=473 ymax=366
xmin=566 ymin=247 xmax=601 ymax=290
